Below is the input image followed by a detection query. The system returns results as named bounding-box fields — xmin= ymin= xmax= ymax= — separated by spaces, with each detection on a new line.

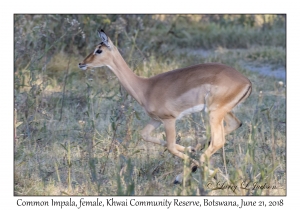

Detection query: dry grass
xmin=14 ymin=14 xmax=286 ymax=196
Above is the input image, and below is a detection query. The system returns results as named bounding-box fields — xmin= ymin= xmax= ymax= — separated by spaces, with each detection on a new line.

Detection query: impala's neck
xmin=106 ymin=49 xmax=147 ymax=106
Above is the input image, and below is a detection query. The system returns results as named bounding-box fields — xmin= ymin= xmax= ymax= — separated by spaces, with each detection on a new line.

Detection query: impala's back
xmin=144 ymin=63 xmax=251 ymax=120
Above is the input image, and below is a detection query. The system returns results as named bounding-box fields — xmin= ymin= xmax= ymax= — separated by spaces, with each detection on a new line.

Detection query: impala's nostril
xmin=78 ymin=62 xmax=87 ymax=70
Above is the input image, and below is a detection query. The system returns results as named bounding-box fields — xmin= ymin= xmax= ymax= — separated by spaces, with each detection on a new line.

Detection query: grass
xmin=14 ymin=14 xmax=286 ymax=196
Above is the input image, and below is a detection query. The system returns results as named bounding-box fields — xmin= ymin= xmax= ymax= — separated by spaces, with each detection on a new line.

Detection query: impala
xmin=78 ymin=30 xmax=252 ymax=184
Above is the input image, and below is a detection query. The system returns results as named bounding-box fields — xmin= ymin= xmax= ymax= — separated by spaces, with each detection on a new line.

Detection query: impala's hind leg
xmin=200 ymin=109 xmax=226 ymax=164
xmin=198 ymin=112 xmax=241 ymax=151
xmin=224 ymin=112 xmax=242 ymax=135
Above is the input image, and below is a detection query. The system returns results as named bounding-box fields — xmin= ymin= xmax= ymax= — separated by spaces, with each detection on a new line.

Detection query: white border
xmin=3 ymin=0 xmax=298 ymax=208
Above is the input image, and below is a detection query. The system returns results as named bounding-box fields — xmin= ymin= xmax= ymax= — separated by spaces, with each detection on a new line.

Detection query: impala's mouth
xmin=78 ymin=63 xmax=87 ymax=70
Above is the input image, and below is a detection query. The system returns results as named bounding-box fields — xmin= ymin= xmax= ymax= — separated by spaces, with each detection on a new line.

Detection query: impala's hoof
xmin=173 ymin=179 xmax=181 ymax=185
xmin=187 ymin=146 xmax=196 ymax=153
xmin=191 ymin=165 xmax=198 ymax=173
xmin=174 ymin=173 xmax=183 ymax=184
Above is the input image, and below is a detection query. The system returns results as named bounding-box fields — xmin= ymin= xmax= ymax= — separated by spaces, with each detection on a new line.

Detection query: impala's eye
xmin=95 ymin=49 xmax=102 ymax=54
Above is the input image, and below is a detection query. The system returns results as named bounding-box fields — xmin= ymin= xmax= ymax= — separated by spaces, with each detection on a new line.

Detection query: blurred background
xmin=14 ymin=14 xmax=286 ymax=195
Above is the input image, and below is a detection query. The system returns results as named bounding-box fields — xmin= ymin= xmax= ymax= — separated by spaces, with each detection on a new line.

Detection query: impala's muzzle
xmin=78 ymin=63 xmax=87 ymax=70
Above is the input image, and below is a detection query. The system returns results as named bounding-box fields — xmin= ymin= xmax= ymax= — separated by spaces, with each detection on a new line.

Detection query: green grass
xmin=14 ymin=14 xmax=286 ymax=196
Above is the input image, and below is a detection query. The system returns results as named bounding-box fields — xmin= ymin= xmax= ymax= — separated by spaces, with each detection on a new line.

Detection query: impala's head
xmin=78 ymin=30 xmax=114 ymax=70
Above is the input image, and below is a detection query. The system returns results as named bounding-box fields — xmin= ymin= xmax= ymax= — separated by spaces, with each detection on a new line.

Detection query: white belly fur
xmin=177 ymin=104 xmax=205 ymax=120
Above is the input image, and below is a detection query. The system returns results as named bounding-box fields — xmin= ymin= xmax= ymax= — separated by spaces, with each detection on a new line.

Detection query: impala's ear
xmin=98 ymin=30 xmax=111 ymax=48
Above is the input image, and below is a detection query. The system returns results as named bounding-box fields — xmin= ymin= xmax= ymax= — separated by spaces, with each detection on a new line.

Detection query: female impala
xmin=79 ymin=30 xmax=252 ymax=184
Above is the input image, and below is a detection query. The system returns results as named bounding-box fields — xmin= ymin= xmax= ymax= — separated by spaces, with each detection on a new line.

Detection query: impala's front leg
xmin=141 ymin=118 xmax=199 ymax=184
xmin=163 ymin=118 xmax=199 ymax=184
xmin=140 ymin=119 xmax=166 ymax=146
xmin=163 ymin=119 xmax=200 ymax=167
xmin=141 ymin=119 xmax=196 ymax=153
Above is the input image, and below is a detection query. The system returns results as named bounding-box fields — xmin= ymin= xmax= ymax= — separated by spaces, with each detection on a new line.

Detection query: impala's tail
xmin=234 ymin=82 xmax=252 ymax=109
